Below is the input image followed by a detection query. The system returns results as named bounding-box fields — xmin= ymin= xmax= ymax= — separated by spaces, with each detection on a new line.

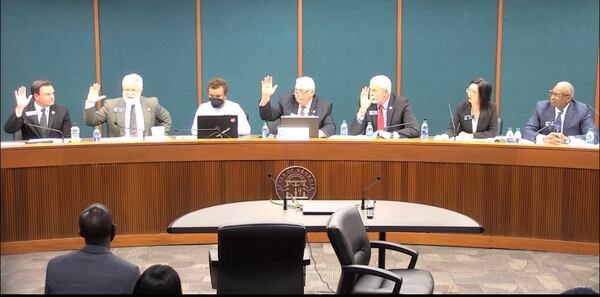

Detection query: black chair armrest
xmin=370 ymin=240 xmax=419 ymax=269
xmin=342 ymin=264 xmax=403 ymax=294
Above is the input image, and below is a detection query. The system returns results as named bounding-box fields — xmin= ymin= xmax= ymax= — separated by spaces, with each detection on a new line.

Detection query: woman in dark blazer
xmin=444 ymin=78 xmax=498 ymax=139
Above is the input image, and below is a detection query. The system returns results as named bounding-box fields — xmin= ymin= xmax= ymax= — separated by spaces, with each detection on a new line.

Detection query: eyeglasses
xmin=294 ymin=89 xmax=311 ymax=95
xmin=465 ymin=88 xmax=477 ymax=94
xmin=548 ymin=90 xmax=570 ymax=98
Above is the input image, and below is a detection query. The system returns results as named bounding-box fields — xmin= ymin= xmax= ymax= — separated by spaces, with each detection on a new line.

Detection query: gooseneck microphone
xmin=585 ymin=104 xmax=600 ymax=116
xmin=172 ymin=127 xmax=221 ymax=135
xmin=361 ymin=176 xmax=381 ymax=210
xmin=448 ymin=98 xmax=458 ymax=140
xmin=383 ymin=120 xmax=421 ymax=131
xmin=23 ymin=122 xmax=65 ymax=143
xmin=210 ymin=127 xmax=231 ymax=138
xmin=268 ymin=173 xmax=288 ymax=210
xmin=113 ymin=121 xmax=145 ymax=140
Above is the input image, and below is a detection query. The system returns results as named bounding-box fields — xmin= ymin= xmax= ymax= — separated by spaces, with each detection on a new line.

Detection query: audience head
xmin=78 ymin=203 xmax=115 ymax=247
xmin=369 ymin=75 xmax=392 ymax=105
xmin=30 ymin=80 xmax=55 ymax=108
xmin=293 ymin=76 xmax=316 ymax=106
xmin=133 ymin=264 xmax=182 ymax=295
xmin=207 ymin=77 xmax=229 ymax=108
xmin=561 ymin=287 xmax=598 ymax=294
xmin=122 ymin=73 xmax=144 ymax=100
xmin=549 ymin=81 xmax=574 ymax=111
xmin=466 ymin=78 xmax=492 ymax=111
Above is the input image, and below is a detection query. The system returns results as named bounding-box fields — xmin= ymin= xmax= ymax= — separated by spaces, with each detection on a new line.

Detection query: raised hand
xmin=14 ymin=86 xmax=32 ymax=113
xmin=260 ymin=76 xmax=278 ymax=106
xmin=359 ymin=86 xmax=371 ymax=110
xmin=86 ymin=83 xmax=106 ymax=104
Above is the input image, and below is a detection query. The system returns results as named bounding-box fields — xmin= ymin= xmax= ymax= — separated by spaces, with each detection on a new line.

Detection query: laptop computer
xmin=196 ymin=115 xmax=238 ymax=138
xmin=301 ymin=200 xmax=357 ymax=215
xmin=280 ymin=115 xmax=320 ymax=138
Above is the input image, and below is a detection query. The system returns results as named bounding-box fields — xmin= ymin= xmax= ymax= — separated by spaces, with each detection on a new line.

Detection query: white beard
xmin=123 ymin=93 xmax=140 ymax=103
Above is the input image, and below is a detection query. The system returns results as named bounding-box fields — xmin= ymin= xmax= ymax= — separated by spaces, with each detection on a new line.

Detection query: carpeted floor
xmin=1 ymin=244 xmax=598 ymax=294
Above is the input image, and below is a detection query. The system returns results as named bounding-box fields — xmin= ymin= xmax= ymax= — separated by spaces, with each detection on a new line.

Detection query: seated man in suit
xmin=259 ymin=75 xmax=335 ymax=137
xmin=522 ymin=81 xmax=598 ymax=144
xmin=3 ymin=80 xmax=72 ymax=140
xmin=83 ymin=73 xmax=172 ymax=137
xmin=45 ymin=203 xmax=140 ymax=294
xmin=350 ymin=75 xmax=419 ymax=138
xmin=191 ymin=77 xmax=251 ymax=136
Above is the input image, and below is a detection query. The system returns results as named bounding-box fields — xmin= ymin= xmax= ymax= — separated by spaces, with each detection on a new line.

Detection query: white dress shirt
xmin=191 ymin=99 xmax=251 ymax=135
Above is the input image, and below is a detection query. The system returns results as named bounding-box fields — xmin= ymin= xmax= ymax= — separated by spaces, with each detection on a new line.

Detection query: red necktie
xmin=377 ymin=105 xmax=384 ymax=130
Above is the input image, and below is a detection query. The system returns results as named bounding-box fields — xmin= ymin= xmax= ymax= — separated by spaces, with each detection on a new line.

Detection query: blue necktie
xmin=554 ymin=111 xmax=562 ymax=133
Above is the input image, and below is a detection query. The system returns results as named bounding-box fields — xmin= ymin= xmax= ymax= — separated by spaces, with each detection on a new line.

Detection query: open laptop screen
xmin=280 ymin=115 xmax=319 ymax=138
xmin=196 ymin=115 xmax=239 ymax=138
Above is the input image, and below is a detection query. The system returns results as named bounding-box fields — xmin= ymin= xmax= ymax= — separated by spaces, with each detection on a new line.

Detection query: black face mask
xmin=209 ymin=97 xmax=224 ymax=108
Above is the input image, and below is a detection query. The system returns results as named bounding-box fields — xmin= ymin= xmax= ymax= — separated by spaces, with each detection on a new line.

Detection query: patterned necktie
xmin=300 ymin=106 xmax=307 ymax=116
xmin=130 ymin=104 xmax=138 ymax=137
xmin=40 ymin=109 xmax=48 ymax=137
xmin=377 ymin=105 xmax=384 ymax=131
xmin=554 ymin=111 xmax=562 ymax=133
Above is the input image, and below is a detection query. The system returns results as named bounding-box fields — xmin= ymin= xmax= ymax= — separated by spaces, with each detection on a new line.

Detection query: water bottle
xmin=420 ymin=119 xmax=429 ymax=140
xmin=514 ymin=128 xmax=521 ymax=143
xmin=92 ymin=126 xmax=101 ymax=142
xmin=70 ymin=123 xmax=80 ymax=143
xmin=585 ymin=128 xmax=595 ymax=144
xmin=261 ymin=122 xmax=269 ymax=138
xmin=340 ymin=120 xmax=348 ymax=136
xmin=365 ymin=122 xmax=374 ymax=137
xmin=506 ymin=127 xmax=514 ymax=143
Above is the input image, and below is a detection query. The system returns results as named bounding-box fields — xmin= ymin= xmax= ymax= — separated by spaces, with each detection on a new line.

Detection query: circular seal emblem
xmin=275 ymin=166 xmax=317 ymax=200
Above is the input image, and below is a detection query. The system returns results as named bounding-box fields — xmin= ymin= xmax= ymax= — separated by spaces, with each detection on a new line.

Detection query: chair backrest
xmin=497 ymin=117 xmax=503 ymax=136
xmin=13 ymin=130 xmax=23 ymax=140
xmin=267 ymin=119 xmax=280 ymax=135
xmin=217 ymin=222 xmax=306 ymax=294
xmin=326 ymin=206 xmax=372 ymax=293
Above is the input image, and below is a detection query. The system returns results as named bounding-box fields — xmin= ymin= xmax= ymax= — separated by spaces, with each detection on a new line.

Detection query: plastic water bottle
xmin=340 ymin=120 xmax=348 ymax=136
xmin=420 ymin=119 xmax=429 ymax=140
xmin=585 ymin=128 xmax=595 ymax=144
xmin=514 ymin=128 xmax=522 ymax=143
xmin=365 ymin=122 xmax=374 ymax=137
xmin=506 ymin=127 xmax=514 ymax=143
xmin=261 ymin=122 xmax=269 ymax=138
xmin=92 ymin=126 xmax=101 ymax=142
xmin=70 ymin=123 xmax=80 ymax=143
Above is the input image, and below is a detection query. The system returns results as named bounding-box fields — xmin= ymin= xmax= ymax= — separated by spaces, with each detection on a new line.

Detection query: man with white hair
xmin=84 ymin=73 xmax=172 ymax=137
xmin=259 ymin=75 xmax=335 ymax=137
xmin=350 ymin=75 xmax=419 ymax=138
xmin=522 ymin=81 xmax=597 ymax=144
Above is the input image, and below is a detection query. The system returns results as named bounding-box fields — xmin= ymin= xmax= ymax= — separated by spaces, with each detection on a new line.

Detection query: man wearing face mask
xmin=350 ymin=75 xmax=419 ymax=138
xmin=84 ymin=73 xmax=172 ymax=137
xmin=190 ymin=77 xmax=251 ymax=136
xmin=259 ymin=75 xmax=335 ymax=137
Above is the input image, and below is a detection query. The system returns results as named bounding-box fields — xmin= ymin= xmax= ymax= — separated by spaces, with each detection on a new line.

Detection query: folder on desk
xmin=301 ymin=201 xmax=356 ymax=215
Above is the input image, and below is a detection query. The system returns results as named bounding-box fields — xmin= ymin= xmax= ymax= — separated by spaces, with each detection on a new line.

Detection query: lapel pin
xmin=51 ymin=110 xmax=56 ymax=115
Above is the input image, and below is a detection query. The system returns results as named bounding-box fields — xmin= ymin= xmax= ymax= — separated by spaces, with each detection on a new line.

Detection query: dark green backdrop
xmin=1 ymin=0 xmax=598 ymax=140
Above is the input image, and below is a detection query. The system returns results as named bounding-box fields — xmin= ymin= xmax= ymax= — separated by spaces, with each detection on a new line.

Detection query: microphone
xmin=448 ymin=98 xmax=458 ymax=140
xmin=383 ymin=120 xmax=421 ymax=131
xmin=536 ymin=122 xmax=554 ymax=134
xmin=361 ymin=176 xmax=381 ymax=210
xmin=113 ymin=121 xmax=145 ymax=140
xmin=213 ymin=127 xmax=231 ymax=138
xmin=267 ymin=173 xmax=290 ymax=210
xmin=23 ymin=122 xmax=65 ymax=143
xmin=586 ymin=104 xmax=600 ymax=116
xmin=172 ymin=127 xmax=221 ymax=135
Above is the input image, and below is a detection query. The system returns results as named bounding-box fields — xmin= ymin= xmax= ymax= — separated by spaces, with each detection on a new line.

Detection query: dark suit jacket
xmin=3 ymin=101 xmax=72 ymax=140
xmin=445 ymin=101 xmax=498 ymax=138
xmin=84 ymin=96 xmax=172 ymax=137
xmin=350 ymin=93 xmax=419 ymax=138
xmin=522 ymin=99 xmax=598 ymax=143
xmin=45 ymin=244 xmax=140 ymax=294
xmin=259 ymin=92 xmax=336 ymax=137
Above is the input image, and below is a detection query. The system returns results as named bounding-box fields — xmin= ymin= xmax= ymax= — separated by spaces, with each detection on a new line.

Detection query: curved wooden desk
xmin=1 ymin=138 xmax=598 ymax=255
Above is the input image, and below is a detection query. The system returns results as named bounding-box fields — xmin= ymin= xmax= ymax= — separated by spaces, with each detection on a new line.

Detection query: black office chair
xmin=209 ymin=222 xmax=309 ymax=294
xmin=326 ymin=206 xmax=434 ymax=294
xmin=497 ymin=117 xmax=503 ymax=136
xmin=267 ymin=119 xmax=280 ymax=135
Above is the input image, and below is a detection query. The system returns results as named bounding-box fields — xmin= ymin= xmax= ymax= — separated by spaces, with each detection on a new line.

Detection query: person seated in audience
xmin=439 ymin=78 xmax=498 ymax=139
xmin=522 ymin=81 xmax=598 ymax=144
xmin=134 ymin=264 xmax=183 ymax=295
xmin=44 ymin=203 xmax=140 ymax=294
xmin=259 ymin=75 xmax=335 ymax=137
xmin=349 ymin=75 xmax=420 ymax=138
xmin=84 ymin=73 xmax=172 ymax=137
xmin=190 ymin=77 xmax=251 ymax=136
xmin=3 ymin=80 xmax=72 ymax=140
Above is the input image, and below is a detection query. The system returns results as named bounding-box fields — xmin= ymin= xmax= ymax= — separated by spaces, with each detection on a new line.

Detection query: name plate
xmin=276 ymin=127 xmax=310 ymax=140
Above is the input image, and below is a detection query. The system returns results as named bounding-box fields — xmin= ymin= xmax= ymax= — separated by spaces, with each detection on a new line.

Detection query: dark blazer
xmin=522 ymin=99 xmax=598 ymax=143
xmin=350 ymin=93 xmax=419 ymax=138
xmin=259 ymin=92 xmax=336 ymax=137
xmin=45 ymin=244 xmax=140 ymax=294
xmin=3 ymin=101 xmax=72 ymax=140
xmin=445 ymin=101 xmax=498 ymax=139
xmin=84 ymin=96 xmax=172 ymax=137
